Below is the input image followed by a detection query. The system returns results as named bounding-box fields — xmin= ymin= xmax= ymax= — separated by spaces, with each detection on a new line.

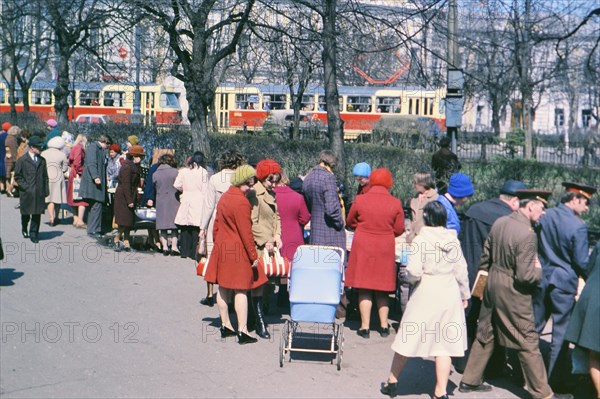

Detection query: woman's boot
xmin=252 ymin=296 xmax=270 ymax=339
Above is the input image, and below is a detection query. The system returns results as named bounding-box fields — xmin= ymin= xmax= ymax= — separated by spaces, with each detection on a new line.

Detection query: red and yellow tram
xmin=215 ymin=83 xmax=446 ymax=138
xmin=0 ymin=81 xmax=182 ymax=125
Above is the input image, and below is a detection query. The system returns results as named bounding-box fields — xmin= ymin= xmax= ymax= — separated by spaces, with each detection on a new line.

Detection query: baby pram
xmin=279 ymin=245 xmax=345 ymax=370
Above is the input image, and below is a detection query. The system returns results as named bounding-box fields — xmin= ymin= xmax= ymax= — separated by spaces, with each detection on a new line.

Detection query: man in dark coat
xmin=431 ymin=135 xmax=461 ymax=194
xmin=458 ymin=179 xmax=527 ymax=373
xmin=14 ymin=136 xmax=49 ymax=243
xmin=302 ymin=150 xmax=345 ymax=250
xmin=534 ymin=181 xmax=597 ymax=391
xmin=79 ymin=135 xmax=110 ymax=238
xmin=459 ymin=189 xmax=572 ymax=399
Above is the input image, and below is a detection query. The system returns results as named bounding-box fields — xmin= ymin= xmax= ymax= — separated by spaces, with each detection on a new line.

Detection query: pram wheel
xmin=279 ymin=321 xmax=290 ymax=367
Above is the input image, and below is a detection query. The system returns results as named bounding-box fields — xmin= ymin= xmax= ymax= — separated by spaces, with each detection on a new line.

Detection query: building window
xmin=582 ymin=109 xmax=592 ymax=128
xmin=554 ymin=108 xmax=565 ymax=127
xmin=0 ymin=89 xmax=4 ymax=104
xmin=476 ymin=105 xmax=484 ymax=127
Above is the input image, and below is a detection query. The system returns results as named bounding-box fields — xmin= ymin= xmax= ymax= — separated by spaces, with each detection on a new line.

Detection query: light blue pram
xmin=279 ymin=245 xmax=345 ymax=370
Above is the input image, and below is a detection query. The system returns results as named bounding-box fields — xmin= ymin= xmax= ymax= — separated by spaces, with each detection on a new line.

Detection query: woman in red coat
xmin=204 ymin=165 xmax=266 ymax=345
xmin=345 ymin=168 xmax=405 ymax=338
xmin=67 ymin=134 xmax=89 ymax=227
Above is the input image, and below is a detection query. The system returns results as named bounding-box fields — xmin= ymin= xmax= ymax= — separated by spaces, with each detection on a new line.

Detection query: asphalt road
xmin=0 ymin=195 xmax=560 ymax=398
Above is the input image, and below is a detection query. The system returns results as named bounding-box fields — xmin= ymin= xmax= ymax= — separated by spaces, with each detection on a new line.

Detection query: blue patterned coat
xmin=302 ymin=165 xmax=346 ymax=250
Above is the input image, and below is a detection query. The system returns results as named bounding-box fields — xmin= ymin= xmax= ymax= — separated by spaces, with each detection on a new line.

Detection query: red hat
xmin=369 ymin=168 xmax=394 ymax=189
xmin=109 ymin=144 xmax=121 ymax=153
xmin=2 ymin=122 xmax=11 ymax=132
xmin=256 ymin=158 xmax=282 ymax=181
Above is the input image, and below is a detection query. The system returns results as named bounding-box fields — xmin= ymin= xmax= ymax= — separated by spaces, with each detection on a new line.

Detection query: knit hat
xmin=256 ymin=159 xmax=282 ymax=181
xmin=109 ymin=144 xmax=121 ymax=153
xmin=352 ymin=162 xmax=371 ymax=178
xmin=231 ymin=165 xmax=256 ymax=187
xmin=28 ymin=136 xmax=44 ymax=149
xmin=447 ymin=173 xmax=474 ymax=198
xmin=2 ymin=122 xmax=11 ymax=132
xmin=369 ymin=168 xmax=393 ymax=189
xmin=500 ymin=180 xmax=528 ymax=196
xmin=127 ymin=135 xmax=139 ymax=145
xmin=46 ymin=119 xmax=58 ymax=128
xmin=47 ymin=136 xmax=66 ymax=150
xmin=128 ymin=145 xmax=145 ymax=157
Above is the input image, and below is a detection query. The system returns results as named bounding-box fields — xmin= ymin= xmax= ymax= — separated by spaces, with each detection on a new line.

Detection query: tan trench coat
xmin=247 ymin=181 xmax=281 ymax=250
xmin=476 ymin=210 xmax=542 ymax=350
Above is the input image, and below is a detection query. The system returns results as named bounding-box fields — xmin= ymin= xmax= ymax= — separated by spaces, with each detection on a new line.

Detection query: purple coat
xmin=302 ymin=165 xmax=346 ymax=250
xmin=273 ymin=186 xmax=310 ymax=260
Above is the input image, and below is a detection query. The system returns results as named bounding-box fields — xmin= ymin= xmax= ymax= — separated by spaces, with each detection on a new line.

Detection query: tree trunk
xmin=7 ymin=76 xmax=17 ymax=117
xmin=321 ymin=0 xmax=345 ymax=178
xmin=21 ymin=82 xmax=30 ymax=113
xmin=53 ymin=52 xmax=71 ymax=123
xmin=490 ymin=96 xmax=502 ymax=136
xmin=185 ymin=84 xmax=211 ymax=159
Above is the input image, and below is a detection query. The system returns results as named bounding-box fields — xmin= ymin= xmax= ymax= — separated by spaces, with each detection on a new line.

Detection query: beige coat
xmin=247 ymin=181 xmax=281 ymax=249
xmin=476 ymin=210 xmax=542 ymax=350
xmin=200 ymin=169 xmax=235 ymax=257
xmin=41 ymin=146 xmax=68 ymax=204
xmin=407 ymin=188 xmax=439 ymax=243
xmin=173 ymin=166 xmax=209 ymax=226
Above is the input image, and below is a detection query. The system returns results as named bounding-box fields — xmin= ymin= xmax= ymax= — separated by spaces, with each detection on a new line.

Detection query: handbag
xmin=260 ymin=247 xmax=291 ymax=277
xmin=134 ymin=207 xmax=157 ymax=222
xmin=196 ymin=257 xmax=209 ymax=277
xmin=197 ymin=235 xmax=207 ymax=256
xmin=72 ymin=176 xmax=82 ymax=201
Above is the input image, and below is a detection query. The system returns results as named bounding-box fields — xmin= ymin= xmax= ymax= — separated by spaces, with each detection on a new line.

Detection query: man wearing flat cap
xmin=14 ymin=136 xmax=49 ymax=243
xmin=460 ymin=189 xmax=572 ymax=399
xmin=534 ymin=181 xmax=597 ymax=391
xmin=458 ymin=179 xmax=527 ymax=372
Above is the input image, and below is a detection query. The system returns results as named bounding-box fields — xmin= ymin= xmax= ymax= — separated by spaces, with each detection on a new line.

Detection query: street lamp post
xmin=131 ymin=20 xmax=142 ymax=125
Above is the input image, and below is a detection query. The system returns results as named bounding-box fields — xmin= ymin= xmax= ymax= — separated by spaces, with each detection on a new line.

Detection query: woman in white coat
xmin=41 ymin=136 xmax=68 ymax=226
xmin=174 ymin=151 xmax=209 ymax=259
xmin=380 ymin=201 xmax=470 ymax=399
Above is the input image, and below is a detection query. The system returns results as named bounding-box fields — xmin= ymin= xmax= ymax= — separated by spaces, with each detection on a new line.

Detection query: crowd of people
xmin=1 ymin=119 xmax=598 ymax=399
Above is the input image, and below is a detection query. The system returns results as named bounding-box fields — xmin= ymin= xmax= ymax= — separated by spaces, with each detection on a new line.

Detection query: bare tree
xmin=136 ymin=0 xmax=256 ymax=158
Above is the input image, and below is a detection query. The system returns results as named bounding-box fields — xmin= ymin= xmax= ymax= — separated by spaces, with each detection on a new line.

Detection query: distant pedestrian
xmin=4 ymin=125 xmax=21 ymax=197
xmin=0 ymin=122 xmax=9 ymax=194
xmin=153 ymin=154 xmax=180 ymax=256
xmin=113 ymin=145 xmax=144 ymax=251
xmin=80 ymin=135 xmax=110 ymax=238
xmin=431 ymin=136 xmax=460 ymax=194
xmin=352 ymin=162 xmax=371 ymax=196
xmin=67 ymin=134 xmax=89 ymax=228
xmin=45 ymin=119 xmax=61 ymax=145
xmin=106 ymin=144 xmax=121 ymax=188
xmin=380 ymin=201 xmax=469 ymax=399
xmin=14 ymin=136 xmax=49 ymax=244
xmin=41 ymin=136 xmax=68 ymax=226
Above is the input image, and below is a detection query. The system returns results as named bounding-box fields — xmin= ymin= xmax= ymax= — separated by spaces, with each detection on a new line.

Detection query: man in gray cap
xmin=458 ymin=179 xmax=527 ymax=373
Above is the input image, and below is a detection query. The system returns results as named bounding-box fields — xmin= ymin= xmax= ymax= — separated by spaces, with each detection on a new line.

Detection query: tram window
xmin=423 ymin=99 xmax=429 ymax=115
xmin=145 ymin=92 xmax=155 ymax=108
xmin=408 ymin=99 xmax=413 ymax=115
xmin=0 ymin=89 xmax=4 ymax=103
xmin=415 ymin=99 xmax=420 ymax=115
xmin=347 ymin=96 xmax=372 ymax=112
xmin=32 ymin=90 xmax=53 ymax=105
xmin=80 ymin=91 xmax=100 ymax=106
xmin=317 ymin=95 xmax=343 ymax=111
xmin=429 ymin=99 xmax=434 ymax=115
xmin=104 ymin=91 xmax=124 ymax=107
xmin=263 ymin=94 xmax=286 ymax=110
xmin=301 ymin=95 xmax=315 ymax=111
xmin=235 ymin=94 xmax=259 ymax=109
xmin=375 ymin=96 xmax=401 ymax=113
xmin=159 ymin=92 xmax=180 ymax=108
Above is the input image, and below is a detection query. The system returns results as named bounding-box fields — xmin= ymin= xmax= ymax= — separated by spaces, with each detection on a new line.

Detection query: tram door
xmin=217 ymin=93 xmax=229 ymax=130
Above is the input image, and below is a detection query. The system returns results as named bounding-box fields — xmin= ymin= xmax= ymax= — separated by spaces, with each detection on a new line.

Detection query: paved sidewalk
xmin=0 ymin=195 xmax=541 ymax=398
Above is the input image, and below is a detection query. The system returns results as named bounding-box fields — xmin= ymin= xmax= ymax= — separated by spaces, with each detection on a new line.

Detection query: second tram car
xmin=0 ymin=81 xmax=182 ymax=125
xmin=215 ymin=83 xmax=446 ymax=139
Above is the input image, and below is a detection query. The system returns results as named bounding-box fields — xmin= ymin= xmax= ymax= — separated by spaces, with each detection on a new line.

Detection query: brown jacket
xmin=476 ymin=210 xmax=542 ymax=350
xmin=247 ymin=181 xmax=281 ymax=249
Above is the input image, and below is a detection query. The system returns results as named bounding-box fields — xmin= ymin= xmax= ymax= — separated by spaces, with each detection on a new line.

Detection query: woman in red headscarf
xmin=344 ymin=168 xmax=405 ymax=339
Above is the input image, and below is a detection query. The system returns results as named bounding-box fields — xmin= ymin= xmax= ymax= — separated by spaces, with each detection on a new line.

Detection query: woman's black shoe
xmin=433 ymin=394 xmax=448 ymax=399
xmin=237 ymin=332 xmax=258 ymax=345
xmin=380 ymin=326 xmax=390 ymax=338
xmin=163 ymin=250 xmax=170 ymax=256
xmin=200 ymin=296 xmax=214 ymax=307
xmin=171 ymin=250 xmax=180 ymax=256
xmin=357 ymin=328 xmax=370 ymax=338
xmin=380 ymin=382 xmax=397 ymax=397
xmin=220 ymin=326 xmax=237 ymax=338
xmin=22 ymin=231 xmax=30 ymax=239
